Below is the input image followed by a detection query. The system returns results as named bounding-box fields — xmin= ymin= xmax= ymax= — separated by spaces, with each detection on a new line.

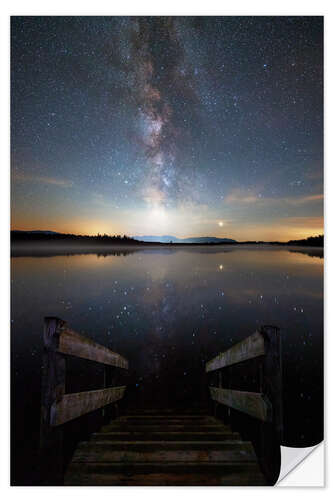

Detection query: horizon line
xmin=11 ymin=228 xmax=324 ymax=244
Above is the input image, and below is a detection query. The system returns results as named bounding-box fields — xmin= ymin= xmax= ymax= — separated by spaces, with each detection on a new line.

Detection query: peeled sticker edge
xmin=277 ymin=441 xmax=324 ymax=486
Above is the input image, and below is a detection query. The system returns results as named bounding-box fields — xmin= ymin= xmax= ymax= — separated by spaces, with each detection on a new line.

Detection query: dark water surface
xmin=11 ymin=245 xmax=323 ymax=484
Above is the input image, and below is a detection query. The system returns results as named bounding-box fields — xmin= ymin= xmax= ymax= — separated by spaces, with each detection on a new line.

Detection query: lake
xmin=11 ymin=244 xmax=323 ymax=484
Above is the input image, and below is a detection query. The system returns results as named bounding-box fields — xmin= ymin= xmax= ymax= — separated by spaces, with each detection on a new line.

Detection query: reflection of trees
xmin=11 ymin=242 xmax=324 ymax=260
xmin=11 ymin=245 xmax=139 ymax=258
xmin=96 ymin=250 xmax=136 ymax=258
xmin=10 ymin=243 xmax=241 ymax=258
xmin=288 ymin=248 xmax=323 ymax=259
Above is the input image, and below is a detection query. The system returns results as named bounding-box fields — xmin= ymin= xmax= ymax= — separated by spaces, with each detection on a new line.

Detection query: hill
xmin=133 ymin=235 xmax=237 ymax=244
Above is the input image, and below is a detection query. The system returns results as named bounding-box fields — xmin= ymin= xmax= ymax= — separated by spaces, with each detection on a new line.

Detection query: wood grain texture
xmin=101 ymin=424 xmax=230 ymax=432
xmin=209 ymin=387 xmax=271 ymax=422
xmin=65 ymin=462 xmax=267 ymax=486
xmin=91 ymin=431 xmax=240 ymax=441
xmin=70 ymin=440 xmax=256 ymax=463
xmin=53 ymin=386 xmax=126 ymax=426
xmin=206 ymin=331 xmax=265 ymax=372
xmin=58 ymin=327 xmax=128 ymax=369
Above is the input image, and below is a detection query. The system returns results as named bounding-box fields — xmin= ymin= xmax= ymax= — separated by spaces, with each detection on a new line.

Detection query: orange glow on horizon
xmin=11 ymin=214 xmax=324 ymax=242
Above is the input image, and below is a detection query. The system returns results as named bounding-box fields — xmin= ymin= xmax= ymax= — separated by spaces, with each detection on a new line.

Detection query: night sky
xmin=11 ymin=16 xmax=323 ymax=241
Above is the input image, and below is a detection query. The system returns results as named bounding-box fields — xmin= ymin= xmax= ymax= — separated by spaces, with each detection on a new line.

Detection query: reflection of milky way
xmin=140 ymin=279 xmax=179 ymax=376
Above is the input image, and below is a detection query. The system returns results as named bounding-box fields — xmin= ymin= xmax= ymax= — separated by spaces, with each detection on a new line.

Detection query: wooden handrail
xmin=206 ymin=331 xmax=265 ymax=372
xmin=58 ymin=326 xmax=128 ymax=369
xmin=53 ymin=386 xmax=126 ymax=426
xmin=206 ymin=325 xmax=283 ymax=437
xmin=40 ymin=317 xmax=129 ymax=484
xmin=209 ymin=387 xmax=271 ymax=422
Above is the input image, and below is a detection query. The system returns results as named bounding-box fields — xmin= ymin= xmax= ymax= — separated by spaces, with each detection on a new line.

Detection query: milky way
xmin=113 ymin=17 xmax=200 ymax=209
xmin=11 ymin=16 xmax=323 ymax=240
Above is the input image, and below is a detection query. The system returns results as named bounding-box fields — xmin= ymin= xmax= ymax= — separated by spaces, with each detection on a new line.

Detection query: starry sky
xmin=11 ymin=16 xmax=323 ymax=241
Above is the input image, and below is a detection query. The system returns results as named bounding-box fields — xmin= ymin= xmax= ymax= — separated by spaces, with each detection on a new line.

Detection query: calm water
xmin=11 ymin=245 xmax=323 ymax=484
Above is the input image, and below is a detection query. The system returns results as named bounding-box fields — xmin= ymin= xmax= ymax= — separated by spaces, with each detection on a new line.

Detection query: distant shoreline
xmin=11 ymin=231 xmax=323 ymax=248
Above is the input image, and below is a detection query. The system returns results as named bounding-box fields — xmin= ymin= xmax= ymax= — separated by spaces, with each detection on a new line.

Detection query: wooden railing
xmin=40 ymin=317 xmax=128 ymax=483
xmin=206 ymin=325 xmax=283 ymax=439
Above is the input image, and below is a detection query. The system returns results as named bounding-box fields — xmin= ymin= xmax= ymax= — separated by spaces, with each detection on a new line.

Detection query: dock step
xmin=71 ymin=440 xmax=256 ymax=462
xmin=65 ymin=462 xmax=266 ymax=486
xmin=114 ymin=416 xmax=216 ymax=425
xmin=126 ymin=408 xmax=207 ymax=415
xmin=91 ymin=431 xmax=241 ymax=441
xmin=101 ymin=424 xmax=231 ymax=432
xmin=65 ymin=411 xmax=267 ymax=486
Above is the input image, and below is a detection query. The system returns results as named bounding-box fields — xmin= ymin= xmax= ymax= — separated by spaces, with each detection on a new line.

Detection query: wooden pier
xmin=64 ymin=411 xmax=266 ymax=486
xmin=40 ymin=318 xmax=283 ymax=486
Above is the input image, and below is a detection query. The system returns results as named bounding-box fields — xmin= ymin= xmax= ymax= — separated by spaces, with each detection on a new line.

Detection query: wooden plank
xmin=126 ymin=409 xmax=207 ymax=415
xmin=119 ymin=415 xmax=214 ymax=420
xmin=206 ymin=331 xmax=265 ymax=372
xmin=209 ymin=387 xmax=271 ymax=422
xmin=58 ymin=326 xmax=128 ymax=369
xmin=116 ymin=416 xmax=216 ymax=424
xmin=101 ymin=424 xmax=230 ymax=432
xmin=70 ymin=440 xmax=256 ymax=463
xmin=53 ymin=386 xmax=126 ymax=426
xmin=91 ymin=431 xmax=241 ymax=441
xmin=64 ymin=462 xmax=267 ymax=486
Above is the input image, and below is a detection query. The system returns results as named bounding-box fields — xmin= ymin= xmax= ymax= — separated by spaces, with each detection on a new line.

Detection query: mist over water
xmin=11 ymin=245 xmax=323 ymax=483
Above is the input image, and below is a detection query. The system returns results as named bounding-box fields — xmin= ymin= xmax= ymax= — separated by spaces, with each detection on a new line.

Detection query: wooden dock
xmin=64 ymin=410 xmax=266 ymax=485
xmin=40 ymin=318 xmax=282 ymax=486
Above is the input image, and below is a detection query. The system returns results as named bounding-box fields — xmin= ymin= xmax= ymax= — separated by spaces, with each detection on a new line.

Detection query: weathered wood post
xmin=257 ymin=325 xmax=283 ymax=483
xmin=260 ymin=325 xmax=283 ymax=441
xmin=40 ymin=317 xmax=66 ymax=484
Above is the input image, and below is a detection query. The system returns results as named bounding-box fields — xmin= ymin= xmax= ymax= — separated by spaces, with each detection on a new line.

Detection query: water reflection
xmin=11 ymin=245 xmax=323 ymax=483
xmin=11 ymin=242 xmax=323 ymax=259
xmin=288 ymin=247 xmax=323 ymax=259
